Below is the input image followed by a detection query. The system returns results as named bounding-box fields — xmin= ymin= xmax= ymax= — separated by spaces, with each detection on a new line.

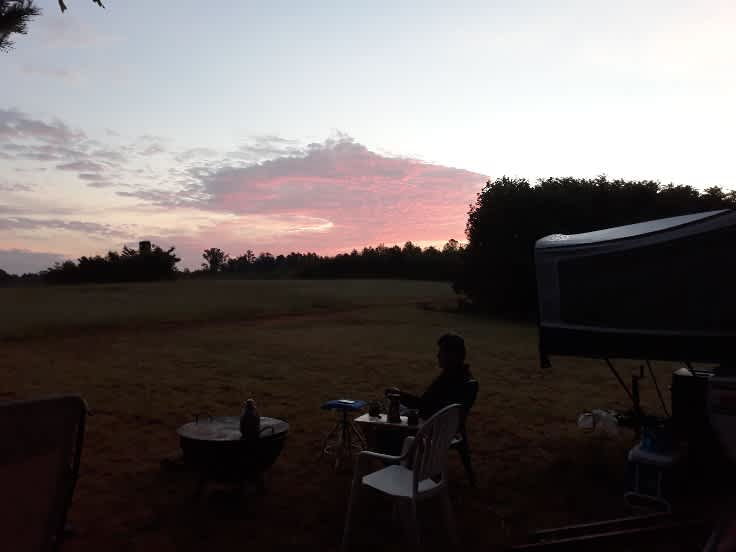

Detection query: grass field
xmin=0 ymin=279 xmax=681 ymax=551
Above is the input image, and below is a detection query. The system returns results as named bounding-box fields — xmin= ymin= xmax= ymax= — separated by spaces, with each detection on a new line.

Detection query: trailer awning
xmin=535 ymin=210 xmax=736 ymax=362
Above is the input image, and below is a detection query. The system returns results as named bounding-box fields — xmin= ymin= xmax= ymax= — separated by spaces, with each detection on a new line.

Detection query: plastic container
xmin=577 ymin=409 xmax=620 ymax=436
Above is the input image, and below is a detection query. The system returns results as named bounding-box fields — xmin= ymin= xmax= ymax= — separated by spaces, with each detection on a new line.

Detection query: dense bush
xmin=43 ymin=243 xmax=180 ymax=284
xmin=456 ymin=176 xmax=736 ymax=316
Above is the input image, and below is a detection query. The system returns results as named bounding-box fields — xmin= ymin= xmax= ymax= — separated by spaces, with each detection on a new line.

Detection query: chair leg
xmin=341 ymin=469 xmax=363 ymax=552
xmin=441 ymin=488 xmax=459 ymax=547
xmin=321 ymin=422 xmax=341 ymax=457
xmin=349 ymin=421 xmax=366 ymax=449
xmin=457 ymin=442 xmax=476 ymax=487
xmin=405 ymin=499 xmax=421 ymax=551
xmin=391 ymin=502 xmax=401 ymax=524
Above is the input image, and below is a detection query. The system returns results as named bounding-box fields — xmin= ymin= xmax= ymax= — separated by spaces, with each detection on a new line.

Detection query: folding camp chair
xmin=0 ymin=395 xmax=88 ymax=552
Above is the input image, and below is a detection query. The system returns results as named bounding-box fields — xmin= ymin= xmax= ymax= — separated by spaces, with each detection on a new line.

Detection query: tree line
xmin=0 ymin=239 xmax=464 ymax=285
xmin=198 ymin=240 xmax=464 ymax=280
xmin=3 ymin=176 xmax=734 ymax=318
xmin=456 ymin=176 xmax=736 ymax=316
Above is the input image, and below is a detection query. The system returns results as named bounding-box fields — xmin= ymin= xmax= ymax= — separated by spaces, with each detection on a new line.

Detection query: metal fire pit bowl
xmin=177 ymin=416 xmax=288 ymax=485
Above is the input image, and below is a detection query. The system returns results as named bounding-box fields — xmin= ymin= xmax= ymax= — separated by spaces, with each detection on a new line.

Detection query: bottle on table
xmin=240 ymin=398 xmax=261 ymax=440
xmin=387 ymin=393 xmax=401 ymax=424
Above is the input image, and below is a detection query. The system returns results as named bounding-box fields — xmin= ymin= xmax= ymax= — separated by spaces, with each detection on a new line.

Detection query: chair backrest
xmin=409 ymin=404 xmax=461 ymax=491
xmin=456 ymin=379 xmax=478 ymax=436
xmin=0 ymin=395 xmax=87 ymax=552
xmin=464 ymin=379 xmax=479 ymax=411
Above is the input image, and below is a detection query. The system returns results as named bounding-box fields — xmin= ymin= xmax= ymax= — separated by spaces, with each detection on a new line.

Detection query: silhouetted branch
xmin=58 ymin=0 xmax=104 ymax=13
xmin=0 ymin=1 xmax=41 ymax=51
xmin=1 ymin=0 xmax=104 ymax=52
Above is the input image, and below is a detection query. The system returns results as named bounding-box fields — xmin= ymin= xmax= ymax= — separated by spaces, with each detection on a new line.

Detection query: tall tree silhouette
xmin=202 ymin=248 xmax=228 ymax=272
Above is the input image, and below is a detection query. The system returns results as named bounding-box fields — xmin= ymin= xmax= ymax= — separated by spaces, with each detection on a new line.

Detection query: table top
xmin=354 ymin=413 xmax=422 ymax=430
xmin=177 ymin=416 xmax=289 ymax=442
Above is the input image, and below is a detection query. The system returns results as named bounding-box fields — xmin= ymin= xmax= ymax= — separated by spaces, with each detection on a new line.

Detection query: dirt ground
xmin=0 ymin=280 xmax=694 ymax=550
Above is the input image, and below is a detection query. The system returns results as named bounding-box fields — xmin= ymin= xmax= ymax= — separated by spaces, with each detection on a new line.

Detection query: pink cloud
xmin=1 ymin=112 xmax=485 ymax=268
xmin=198 ymin=137 xmax=484 ymax=246
xmin=142 ymin=136 xmax=485 ymax=265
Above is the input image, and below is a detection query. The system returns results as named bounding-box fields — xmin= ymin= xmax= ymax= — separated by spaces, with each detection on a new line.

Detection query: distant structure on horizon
xmin=139 ymin=241 xmax=152 ymax=255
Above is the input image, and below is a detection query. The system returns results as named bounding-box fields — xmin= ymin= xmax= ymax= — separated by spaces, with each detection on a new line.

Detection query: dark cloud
xmin=140 ymin=143 xmax=166 ymax=156
xmin=1 ymin=111 xmax=131 ymax=193
xmin=77 ymin=172 xmax=105 ymax=181
xmin=0 ymin=181 xmax=33 ymax=192
xmin=92 ymin=149 xmax=127 ymax=164
xmin=225 ymin=136 xmax=302 ymax=162
xmin=5 ymin=142 xmax=88 ymax=163
xmin=56 ymin=160 xmax=105 ymax=172
xmin=0 ymin=217 xmax=130 ymax=239
xmin=0 ymin=108 xmax=84 ymax=144
xmin=0 ymin=249 xmax=67 ymax=275
xmin=86 ymin=180 xmax=119 ymax=189
xmin=115 ymin=188 xmax=204 ymax=206
xmin=3 ymin=144 xmax=26 ymax=152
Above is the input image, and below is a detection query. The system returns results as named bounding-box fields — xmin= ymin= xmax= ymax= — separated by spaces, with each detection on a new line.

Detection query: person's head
xmin=437 ymin=333 xmax=466 ymax=373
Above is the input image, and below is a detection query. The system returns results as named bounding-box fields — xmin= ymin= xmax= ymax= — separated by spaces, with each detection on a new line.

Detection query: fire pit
xmin=177 ymin=415 xmax=288 ymax=493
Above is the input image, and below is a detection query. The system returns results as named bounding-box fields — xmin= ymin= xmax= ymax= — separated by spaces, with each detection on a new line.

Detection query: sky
xmin=1 ymin=0 xmax=735 ymax=273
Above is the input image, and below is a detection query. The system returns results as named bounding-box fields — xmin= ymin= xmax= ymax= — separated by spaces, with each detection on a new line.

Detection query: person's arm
xmin=417 ymin=379 xmax=447 ymax=419
xmin=417 ymin=376 xmax=472 ymax=420
xmin=398 ymin=391 xmax=422 ymax=410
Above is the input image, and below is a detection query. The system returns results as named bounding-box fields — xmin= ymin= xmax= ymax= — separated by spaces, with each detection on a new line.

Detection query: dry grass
xmin=0 ymin=279 xmax=681 ymax=551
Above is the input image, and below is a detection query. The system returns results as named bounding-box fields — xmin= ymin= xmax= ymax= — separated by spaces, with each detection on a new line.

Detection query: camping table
xmin=354 ymin=413 xmax=422 ymax=454
xmin=177 ymin=416 xmax=288 ymax=497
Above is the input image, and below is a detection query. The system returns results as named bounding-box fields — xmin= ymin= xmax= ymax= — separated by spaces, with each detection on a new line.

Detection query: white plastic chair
xmin=341 ymin=403 xmax=461 ymax=551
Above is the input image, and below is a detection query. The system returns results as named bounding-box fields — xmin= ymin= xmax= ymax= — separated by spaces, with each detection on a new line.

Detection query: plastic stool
xmin=321 ymin=400 xmax=367 ymax=469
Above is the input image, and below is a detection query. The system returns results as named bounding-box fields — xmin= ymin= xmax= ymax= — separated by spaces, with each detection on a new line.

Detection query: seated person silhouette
xmin=387 ymin=333 xmax=474 ymax=419
xmin=377 ymin=333 xmax=475 ymax=454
